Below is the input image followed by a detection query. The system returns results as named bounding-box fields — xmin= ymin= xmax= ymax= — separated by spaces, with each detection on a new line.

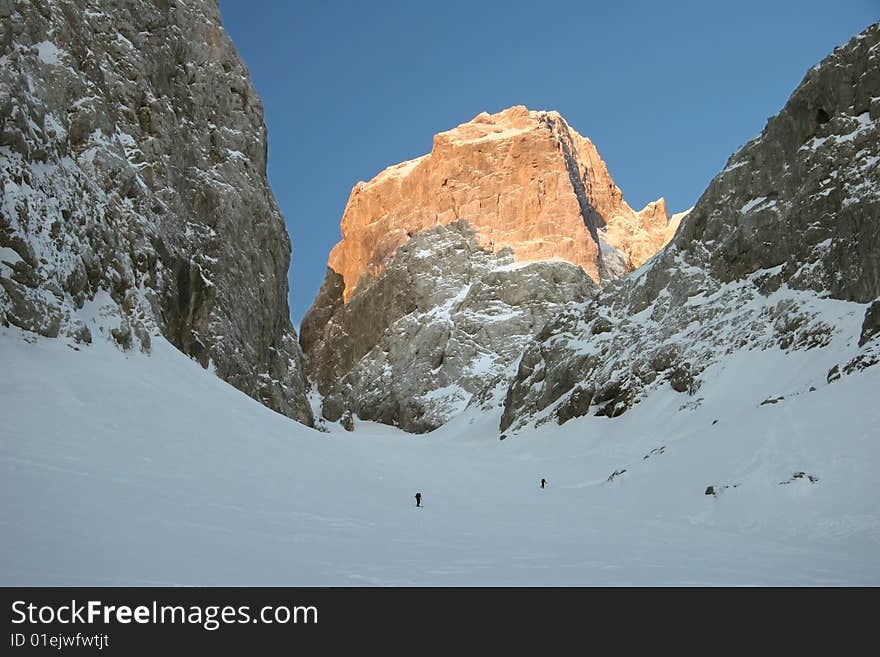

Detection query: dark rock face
xmin=675 ymin=24 xmax=880 ymax=303
xmin=299 ymin=267 xmax=345 ymax=358
xmin=302 ymin=221 xmax=597 ymax=432
xmin=859 ymin=300 xmax=880 ymax=346
xmin=501 ymin=23 xmax=880 ymax=432
xmin=0 ymin=0 xmax=313 ymax=424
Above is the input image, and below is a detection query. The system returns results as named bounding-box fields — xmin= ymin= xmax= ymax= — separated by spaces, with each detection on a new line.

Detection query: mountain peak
xmin=302 ymin=106 xmax=679 ymax=430
xmin=327 ymin=106 xmax=673 ymax=302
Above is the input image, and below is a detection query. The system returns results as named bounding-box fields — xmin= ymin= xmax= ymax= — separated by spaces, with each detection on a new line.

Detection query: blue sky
xmin=218 ymin=0 xmax=878 ymax=327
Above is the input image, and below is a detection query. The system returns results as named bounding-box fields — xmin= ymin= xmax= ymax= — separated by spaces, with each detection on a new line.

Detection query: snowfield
xmin=1 ymin=327 xmax=878 ymax=585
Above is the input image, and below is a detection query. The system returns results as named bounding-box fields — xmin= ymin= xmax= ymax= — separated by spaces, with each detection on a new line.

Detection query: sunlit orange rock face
xmin=327 ymin=105 xmax=674 ymax=301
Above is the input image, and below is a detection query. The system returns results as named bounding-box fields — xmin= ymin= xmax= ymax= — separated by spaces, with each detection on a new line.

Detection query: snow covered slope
xmin=2 ymin=326 xmax=878 ymax=585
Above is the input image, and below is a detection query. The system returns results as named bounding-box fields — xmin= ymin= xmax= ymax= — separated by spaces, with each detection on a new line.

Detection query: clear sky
xmin=218 ymin=0 xmax=878 ymax=327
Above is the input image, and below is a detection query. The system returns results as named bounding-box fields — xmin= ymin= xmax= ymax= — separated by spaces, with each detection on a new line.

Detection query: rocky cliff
xmin=326 ymin=105 xmax=674 ymax=301
xmin=307 ymin=221 xmax=596 ymax=432
xmin=501 ymin=23 xmax=880 ymax=432
xmin=0 ymin=0 xmax=313 ymax=424
xmin=301 ymin=106 xmax=677 ymax=431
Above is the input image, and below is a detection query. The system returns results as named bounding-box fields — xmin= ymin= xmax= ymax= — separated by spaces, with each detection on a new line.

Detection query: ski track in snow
xmin=1 ymin=329 xmax=878 ymax=585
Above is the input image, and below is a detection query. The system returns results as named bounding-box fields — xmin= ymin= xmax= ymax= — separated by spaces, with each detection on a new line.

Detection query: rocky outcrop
xmin=0 ymin=0 xmax=313 ymax=424
xmin=603 ymin=200 xmax=691 ymax=270
xmin=306 ymin=221 xmax=596 ymax=432
xmin=326 ymin=105 xmax=674 ymax=301
xmin=501 ymin=23 xmax=880 ymax=432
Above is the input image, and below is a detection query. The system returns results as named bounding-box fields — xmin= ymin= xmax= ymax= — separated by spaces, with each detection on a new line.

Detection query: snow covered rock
xmin=303 ymin=221 xmax=596 ymax=432
xmin=0 ymin=0 xmax=313 ymax=424
xmin=500 ymin=23 xmax=880 ymax=432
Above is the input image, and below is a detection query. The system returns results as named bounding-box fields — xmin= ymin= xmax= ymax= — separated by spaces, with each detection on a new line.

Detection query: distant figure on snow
xmin=540 ymin=478 xmax=547 ymax=489
xmin=415 ymin=492 xmax=422 ymax=507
